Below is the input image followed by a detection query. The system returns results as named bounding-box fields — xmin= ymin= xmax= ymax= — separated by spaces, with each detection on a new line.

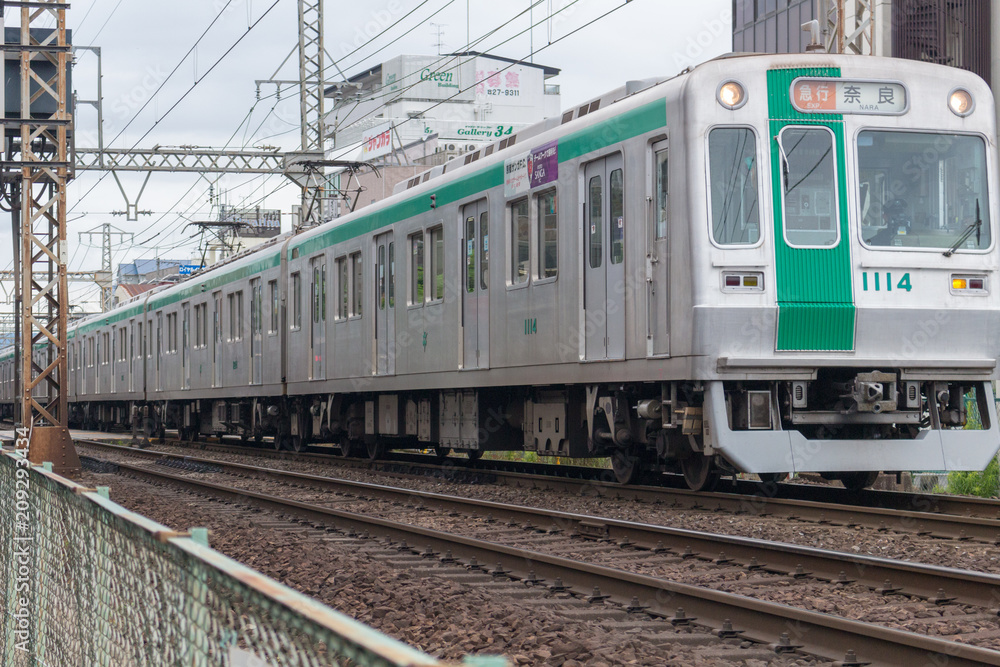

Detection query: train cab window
xmin=857 ymin=131 xmax=991 ymax=251
xmin=410 ymin=233 xmax=425 ymax=305
xmin=778 ymin=126 xmax=839 ymax=247
xmin=511 ymin=199 xmax=529 ymax=284
xmin=589 ymin=177 xmax=603 ymax=268
xmin=429 ymin=226 xmax=445 ymax=301
xmin=610 ymin=169 xmax=624 ymax=264
xmin=536 ymin=190 xmax=558 ymax=279
xmin=708 ymin=127 xmax=761 ymax=245
xmin=655 ymin=148 xmax=668 ymax=239
xmin=350 ymin=251 xmax=363 ymax=317
xmin=290 ymin=274 xmax=302 ymax=330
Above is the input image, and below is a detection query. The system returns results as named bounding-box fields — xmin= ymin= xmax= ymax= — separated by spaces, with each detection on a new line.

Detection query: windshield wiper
xmin=943 ymin=199 xmax=982 ymax=257
xmin=775 ymin=135 xmax=790 ymax=193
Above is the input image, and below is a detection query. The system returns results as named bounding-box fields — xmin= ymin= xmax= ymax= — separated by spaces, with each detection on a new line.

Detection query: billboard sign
xmin=361 ymin=122 xmax=393 ymax=160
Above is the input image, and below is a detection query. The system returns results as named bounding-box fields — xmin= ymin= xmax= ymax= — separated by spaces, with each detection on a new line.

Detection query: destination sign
xmin=790 ymin=79 xmax=907 ymax=115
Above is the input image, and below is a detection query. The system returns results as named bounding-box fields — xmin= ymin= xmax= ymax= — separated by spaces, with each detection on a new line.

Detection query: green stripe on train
xmin=289 ymin=99 xmax=668 ymax=259
xmin=767 ymin=67 xmax=855 ymax=352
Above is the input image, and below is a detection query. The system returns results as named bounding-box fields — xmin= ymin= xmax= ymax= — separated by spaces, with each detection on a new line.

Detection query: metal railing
xmin=0 ymin=447 xmax=497 ymax=666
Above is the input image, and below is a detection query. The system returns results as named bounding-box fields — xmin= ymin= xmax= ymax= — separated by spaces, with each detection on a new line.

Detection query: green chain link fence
xmin=0 ymin=448 xmax=498 ymax=667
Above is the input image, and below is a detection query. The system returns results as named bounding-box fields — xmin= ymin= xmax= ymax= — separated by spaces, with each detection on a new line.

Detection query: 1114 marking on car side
xmin=861 ymin=272 xmax=912 ymax=292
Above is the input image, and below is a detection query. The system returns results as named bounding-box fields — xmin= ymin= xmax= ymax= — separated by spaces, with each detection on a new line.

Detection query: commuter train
xmin=3 ymin=53 xmax=999 ymax=491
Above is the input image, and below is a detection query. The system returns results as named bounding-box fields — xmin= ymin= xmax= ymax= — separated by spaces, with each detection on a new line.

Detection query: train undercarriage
xmin=70 ymin=368 xmax=996 ymax=491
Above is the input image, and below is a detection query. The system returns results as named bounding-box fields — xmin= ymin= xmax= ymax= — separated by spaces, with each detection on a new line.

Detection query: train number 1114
xmin=861 ymin=272 xmax=912 ymax=292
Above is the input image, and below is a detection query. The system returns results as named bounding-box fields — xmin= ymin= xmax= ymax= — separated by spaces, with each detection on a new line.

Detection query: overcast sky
xmin=2 ymin=0 xmax=732 ymax=310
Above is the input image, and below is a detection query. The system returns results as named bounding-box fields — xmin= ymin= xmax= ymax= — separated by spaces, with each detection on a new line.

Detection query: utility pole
xmin=9 ymin=0 xmax=81 ymax=475
xmin=824 ymin=0 xmax=875 ymax=55
xmin=79 ymin=223 xmax=134 ymax=311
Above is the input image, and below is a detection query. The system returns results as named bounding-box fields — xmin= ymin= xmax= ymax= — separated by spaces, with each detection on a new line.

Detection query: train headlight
xmin=948 ymin=88 xmax=974 ymax=117
xmin=717 ymin=81 xmax=747 ymax=110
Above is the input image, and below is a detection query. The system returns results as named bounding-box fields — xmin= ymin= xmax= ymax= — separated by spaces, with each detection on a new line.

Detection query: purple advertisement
xmin=528 ymin=140 xmax=558 ymax=189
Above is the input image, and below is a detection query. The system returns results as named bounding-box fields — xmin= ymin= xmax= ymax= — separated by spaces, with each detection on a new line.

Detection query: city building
xmin=117 ymin=258 xmax=192 ymax=285
xmin=323 ymin=52 xmax=561 ymax=215
xmin=732 ymin=1 xmax=1000 ymax=100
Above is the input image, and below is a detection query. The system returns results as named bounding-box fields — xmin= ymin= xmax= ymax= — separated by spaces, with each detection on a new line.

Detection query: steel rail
xmin=96 ymin=455 xmax=1000 ymax=667
xmin=78 ymin=437 xmax=1000 ymax=543
xmin=75 ymin=439 xmax=1000 ymax=609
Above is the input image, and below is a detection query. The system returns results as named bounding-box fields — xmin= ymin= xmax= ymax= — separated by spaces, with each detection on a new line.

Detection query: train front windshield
xmin=857 ymin=131 xmax=991 ymax=250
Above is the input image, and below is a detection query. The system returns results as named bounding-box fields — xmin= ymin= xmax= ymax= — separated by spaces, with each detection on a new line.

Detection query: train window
xmin=610 ymin=170 xmax=624 ymax=265
xmin=120 ymin=327 xmax=127 ymax=361
xmin=589 ymin=177 xmax=603 ymax=268
xmin=237 ymin=291 xmax=244 ymax=339
xmin=194 ymin=307 xmax=202 ymax=348
xmin=103 ymin=332 xmax=110 ymax=363
xmin=857 ymin=131 xmax=991 ymax=251
xmin=708 ymin=128 xmax=761 ymax=245
xmin=378 ymin=244 xmax=387 ymax=309
xmin=429 ymin=226 xmax=445 ymax=301
xmin=779 ymin=126 xmax=839 ymax=248
xmin=291 ymin=274 xmax=302 ymax=330
xmin=336 ymin=258 xmax=348 ymax=319
xmin=511 ymin=199 xmax=529 ymax=284
xmin=410 ymin=233 xmax=424 ymax=305
xmin=655 ymin=148 xmax=668 ymax=239
xmin=537 ymin=190 xmax=558 ymax=279
xmin=269 ymin=281 xmax=278 ymax=333
xmin=351 ymin=251 xmax=363 ymax=317
xmin=388 ymin=242 xmax=395 ymax=308
xmin=252 ymin=280 xmax=263 ymax=334
xmin=466 ymin=215 xmax=476 ymax=293
xmin=480 ymin=211 xmax=489 ymax=291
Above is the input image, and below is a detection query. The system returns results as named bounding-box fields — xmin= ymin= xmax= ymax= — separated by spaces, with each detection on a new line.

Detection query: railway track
xmin=74 ymin=439 xmax=1000 ymax=665
xmin=81 ymin=434 xmax=1000 ymax=543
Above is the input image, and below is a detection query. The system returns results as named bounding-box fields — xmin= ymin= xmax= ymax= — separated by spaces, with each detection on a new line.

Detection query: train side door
xmin=250 ymin=279 xmax=262 ymax=384
xmin=583 ymin=154 xmax=626 ymax=361
xmin=310 ymin=256 xmax=326 ymax=380
xmin=461 ymin=200 xmax=489 ymax=369
xmin=375 ymin=233 xmax=396 ymax=375
xmin=213 ymin=292 xmax=222 ymax=387
xmin=648 ymin=141 xmax=670 ymax=357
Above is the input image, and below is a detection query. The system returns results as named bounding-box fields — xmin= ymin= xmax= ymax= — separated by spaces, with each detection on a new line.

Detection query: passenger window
xmin=708 ymin=128 xmax=760 ymax=245
xmin=536 ymin=190 xmax=557 ymax=279
xmin=655 ymin=148 xmax=668 ymax=239
xmin=429 ymin=226 xmax=444 ymax=301
xmin=480 ymin=211 xmax=489 ymax=290
xmin=410 ymin=233 xmax=424 ymax=305
xmin=336 ymin=258 xmax=348 ymax=319
xmin=268 ymin=281 xmax=278 ymax=333
xmin=779 ymin=126 xmax=839 ymax=248
xmin=350 ymin=252 xmax=363 ymax=317
xmin=466 ymin=215 xmax=476 ymax=293
xmin=610 ymin=169 xmax=624 ymax=264
xmin=511 ymin=199 xmax=529 ymax=284
xmin=589 ymin=177 xmax=603 ymax=268
xmin=378 ymin=244 xmax=386 ymax=310
xmin=388 ymin=242 xmax=395 ymax=307
xmin=290 ymin=273 xmax=301 ymax=330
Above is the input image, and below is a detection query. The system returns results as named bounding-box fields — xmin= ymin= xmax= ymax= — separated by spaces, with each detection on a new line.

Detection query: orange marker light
xmin=953 ymin=278 xmax=968 ymax=290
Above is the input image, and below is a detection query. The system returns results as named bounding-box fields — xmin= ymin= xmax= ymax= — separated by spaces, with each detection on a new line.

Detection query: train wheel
xmin=758 ymin=472 xmax=788 ymax=484
xmin=366 ymin=439 xmax=385 ymax=461
xmin=466 ymin=449 xmax=482 ymax=461
xmin=338 ymin=435 xmax=355 ymax=457
xmin=838 ymin=471 xmax=879 ymax=493
xmin=433 ymin=446 xmax=451 ymax=460
xmin=681 ymin=455 xmax=720 ymax=492
xmin=289 ymin=435 xmax=305 ymax=453
xmin=273 ymin=433 xmax=287 ymax=451
xmin=611 ymin=450 xmax=641 ymax=485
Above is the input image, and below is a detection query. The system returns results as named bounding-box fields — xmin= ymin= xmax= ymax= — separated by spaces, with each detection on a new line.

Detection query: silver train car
xmin=4 ymin=53 xmax=999 ymax=490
